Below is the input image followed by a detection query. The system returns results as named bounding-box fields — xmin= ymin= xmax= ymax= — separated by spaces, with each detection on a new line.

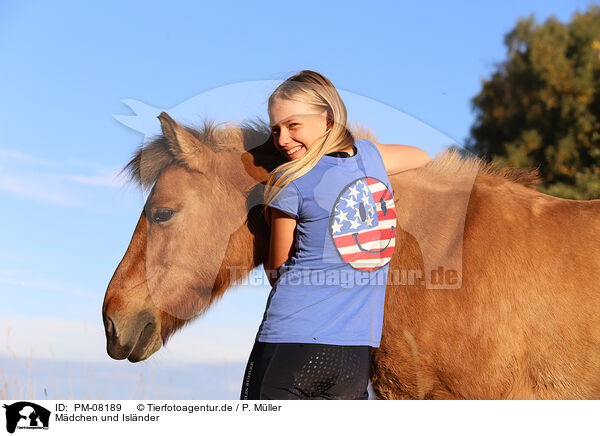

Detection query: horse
xmin=102 ymin=112 xmax=600 ymax=399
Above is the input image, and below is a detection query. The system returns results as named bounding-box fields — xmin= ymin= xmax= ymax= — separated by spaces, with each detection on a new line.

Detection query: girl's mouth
xmin=284 ymin=145 xmax=303 ymax=158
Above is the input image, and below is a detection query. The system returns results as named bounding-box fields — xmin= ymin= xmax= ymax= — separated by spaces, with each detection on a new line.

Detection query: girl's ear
xmin=325 ymin=107 xmax=334 ymax=129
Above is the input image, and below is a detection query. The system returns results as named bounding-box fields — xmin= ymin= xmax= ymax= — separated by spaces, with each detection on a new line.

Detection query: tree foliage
xmin=465 ymin=6 xmax=600 ymax=199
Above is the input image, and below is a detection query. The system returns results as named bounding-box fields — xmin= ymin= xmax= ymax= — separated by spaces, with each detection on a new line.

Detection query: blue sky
xmin=0 ymin=0 xmax=596 ymax=399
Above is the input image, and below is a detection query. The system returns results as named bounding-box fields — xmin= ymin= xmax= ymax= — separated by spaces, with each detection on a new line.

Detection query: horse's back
xmin=374 ymin=178 xmax=600 ymax=399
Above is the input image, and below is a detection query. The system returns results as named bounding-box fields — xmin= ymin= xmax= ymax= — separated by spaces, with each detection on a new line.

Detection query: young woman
xmin=240 ymin=70 xmax=431 ymax=400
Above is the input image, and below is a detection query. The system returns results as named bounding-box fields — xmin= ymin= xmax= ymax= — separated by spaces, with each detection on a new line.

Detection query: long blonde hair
xmin=263 ymin=70 xmax=355 ymax=216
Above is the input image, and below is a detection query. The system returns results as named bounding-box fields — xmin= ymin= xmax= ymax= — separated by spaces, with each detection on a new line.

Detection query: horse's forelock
xmin=119 ymin=119 xmax=271 ymax=190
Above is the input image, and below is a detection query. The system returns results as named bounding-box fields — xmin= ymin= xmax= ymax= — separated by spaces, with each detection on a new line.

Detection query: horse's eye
xmin=358 ymin=202 xmax=366 ymax=221
xmin=153 ymin=208 xmax=175 ymax=223
xmin=380 ymin=197 xmax=387 ymax=216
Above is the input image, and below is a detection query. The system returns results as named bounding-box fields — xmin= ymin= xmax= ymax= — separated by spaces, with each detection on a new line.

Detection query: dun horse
xmin=102 ymin=113 xmax=600 ymax=399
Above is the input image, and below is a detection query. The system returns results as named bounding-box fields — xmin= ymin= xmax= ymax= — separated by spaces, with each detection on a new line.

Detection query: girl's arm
xmin=265 ymin=207 xmax=297 ymax=287
xmin=373 ymin=141 xmax=431 ymax=175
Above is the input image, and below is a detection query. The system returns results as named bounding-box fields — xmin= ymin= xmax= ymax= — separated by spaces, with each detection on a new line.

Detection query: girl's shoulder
xmin=354 ymin=138 xmax=381 ymax=161
xmin=355 ymin=138 xmax=377 ymax=152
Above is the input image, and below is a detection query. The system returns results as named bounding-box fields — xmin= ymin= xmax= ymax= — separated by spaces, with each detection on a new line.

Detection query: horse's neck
xmin=210 ymin=199 xmax=268 ymax=300
xmin=210 ymin=149 xmax=275 ymax=300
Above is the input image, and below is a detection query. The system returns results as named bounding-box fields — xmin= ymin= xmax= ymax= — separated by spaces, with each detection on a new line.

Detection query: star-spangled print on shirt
xmin=332 ymin=179 xmax=378 ymax=234
xmin=329 ymin=177 xmax=397 ymax=271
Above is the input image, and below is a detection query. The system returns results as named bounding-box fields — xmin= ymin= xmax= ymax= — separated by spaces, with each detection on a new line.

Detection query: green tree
xmin=465 ymin=6 xmax=600 ymax=200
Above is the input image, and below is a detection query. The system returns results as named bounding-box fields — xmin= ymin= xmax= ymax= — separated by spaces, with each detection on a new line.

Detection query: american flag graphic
xmin=329 ymin=177 xmax=397 ymax=271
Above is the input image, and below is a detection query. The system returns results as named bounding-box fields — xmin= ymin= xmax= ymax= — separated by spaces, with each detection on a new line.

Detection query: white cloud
xmin=0 ymin=170 xmax=82 ymax=206
xmin=0 ymin=268 xmax=27 ymax=276
xmin=0 ymin=274 xmax=96 ymax=300
xmin=0 ymin=150 xmax=60 ymax=167
xmin=58 ymin=172 xmax=125 ymax=188
xmin=0 ymin=148 xmax=128 ymax=208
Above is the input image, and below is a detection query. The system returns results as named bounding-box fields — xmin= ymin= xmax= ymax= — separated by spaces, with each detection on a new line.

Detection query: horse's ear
xmin=157 ymin=112 xmax=213 ymax=160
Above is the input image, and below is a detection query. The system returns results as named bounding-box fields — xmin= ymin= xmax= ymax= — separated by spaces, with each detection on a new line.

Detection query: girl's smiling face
xmin=269 ymin=98 xmax=329 ymax=160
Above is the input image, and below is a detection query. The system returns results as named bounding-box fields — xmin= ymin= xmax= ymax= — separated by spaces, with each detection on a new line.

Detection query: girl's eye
xmin=289 ymin=123 xmax=298 ymax=128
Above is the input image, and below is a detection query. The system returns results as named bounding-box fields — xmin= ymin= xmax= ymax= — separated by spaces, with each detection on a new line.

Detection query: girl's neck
xmin=326 ymin=144 xmax=357 ymax=158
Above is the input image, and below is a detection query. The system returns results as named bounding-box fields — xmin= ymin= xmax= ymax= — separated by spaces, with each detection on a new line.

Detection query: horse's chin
xmin=127 ymin=332 xmax=162 ymax=362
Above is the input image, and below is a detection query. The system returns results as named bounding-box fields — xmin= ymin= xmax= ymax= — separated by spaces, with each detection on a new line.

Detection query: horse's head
xmin=102 ymin=112 xmax=282 ymax=362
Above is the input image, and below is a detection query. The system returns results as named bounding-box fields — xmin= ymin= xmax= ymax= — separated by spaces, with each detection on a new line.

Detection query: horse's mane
xmin=119 ymin=119 xmax=541 ymax=191
xmin=424 ymin=147 xmax=541 ymax=189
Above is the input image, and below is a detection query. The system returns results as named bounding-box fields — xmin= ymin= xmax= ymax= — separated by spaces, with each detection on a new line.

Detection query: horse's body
xmin=102 ymin=113 xmax=600 ymax=399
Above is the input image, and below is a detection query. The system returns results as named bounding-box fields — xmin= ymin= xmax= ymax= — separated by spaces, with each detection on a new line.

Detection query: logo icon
xmin=329 ymin=177 xmax=396 ymax=270
xmin=2 ymin=402 xmax=50 ymax=434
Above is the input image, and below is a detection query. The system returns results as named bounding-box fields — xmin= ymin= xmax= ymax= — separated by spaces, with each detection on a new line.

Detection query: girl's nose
xmin=278 ymin=129 xmax=291 ymax=145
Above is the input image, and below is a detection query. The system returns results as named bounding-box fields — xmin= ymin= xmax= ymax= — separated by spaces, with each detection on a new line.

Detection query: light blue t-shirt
xmin=255 ymin=139 xmax=397 ymax=347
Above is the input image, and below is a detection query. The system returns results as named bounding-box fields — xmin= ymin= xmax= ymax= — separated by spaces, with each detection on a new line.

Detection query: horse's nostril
xmin=106 ymin=316 xmax=115 ymax=337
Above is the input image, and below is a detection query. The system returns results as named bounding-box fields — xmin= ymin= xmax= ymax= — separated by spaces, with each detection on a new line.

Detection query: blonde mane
xmin=425 ymin=147 xmax=541 ymax=189
xmin=119 ymin=118 xmax=541 ymax=191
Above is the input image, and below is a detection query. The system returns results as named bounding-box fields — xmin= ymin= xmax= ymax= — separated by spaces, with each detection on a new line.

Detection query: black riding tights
xmin=240 ymin=341 xmax=371 ymax=400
